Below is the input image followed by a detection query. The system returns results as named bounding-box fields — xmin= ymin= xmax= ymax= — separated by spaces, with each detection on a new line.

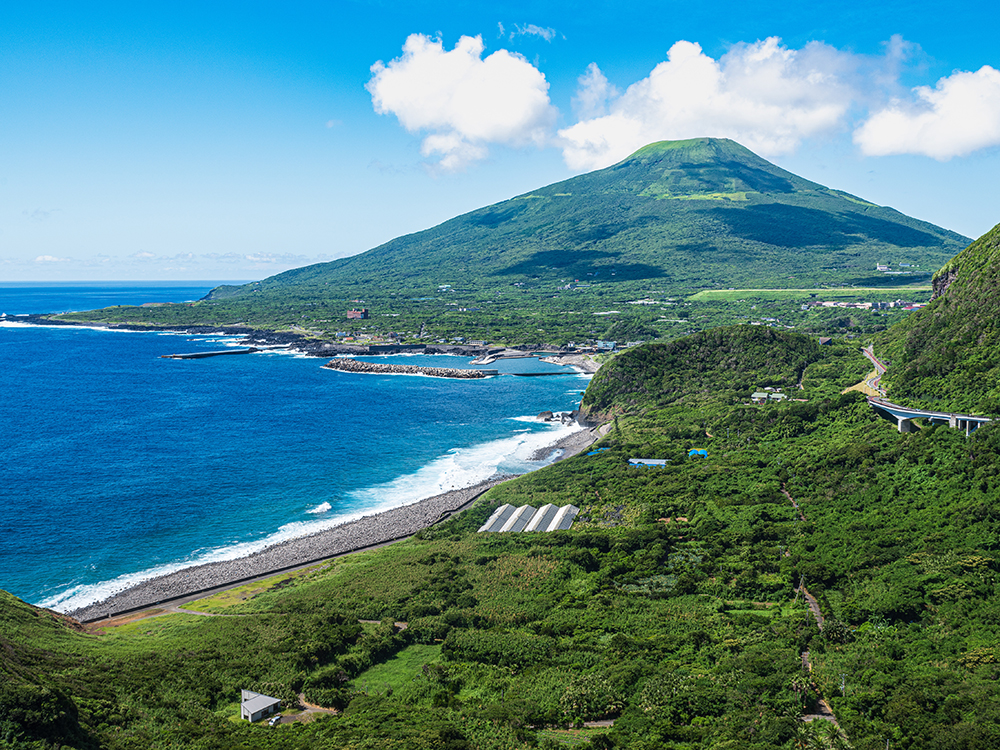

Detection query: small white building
xmin=240 ymin=690 xmax=281 ymax=722
xmin=628 ymin=458 xmax=668 ymax=467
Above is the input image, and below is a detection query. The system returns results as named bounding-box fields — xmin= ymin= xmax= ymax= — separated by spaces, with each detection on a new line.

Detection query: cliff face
xmin=879 ymin=221 xmax=1000 ymax=413
xmin=931 ymin=266 xmax=959 ymax=301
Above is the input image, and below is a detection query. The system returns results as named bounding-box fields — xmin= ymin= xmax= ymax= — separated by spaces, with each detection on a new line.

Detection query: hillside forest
xmin=5 ymin=319 xmax=1000 ymax=749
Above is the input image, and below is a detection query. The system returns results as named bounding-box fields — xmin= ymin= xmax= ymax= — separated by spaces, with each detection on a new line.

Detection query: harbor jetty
xmin=323 ymin=358 xmax=497 ymax=379
xmin=162 ymin=347 xmax=259 ymax=359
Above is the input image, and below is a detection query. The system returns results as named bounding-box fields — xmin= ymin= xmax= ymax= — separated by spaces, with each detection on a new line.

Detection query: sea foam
xmin=38 ymin=418 xmax=583 ymax=614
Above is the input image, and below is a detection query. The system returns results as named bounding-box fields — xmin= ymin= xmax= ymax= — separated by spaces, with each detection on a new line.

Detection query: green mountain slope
xmin=211 ymin=137 xmax=966 ymax=300
xmin=53 ymin=138 xmax=967 ymax=344
xmin=881 ymin=221 xmax=1000 ymax=413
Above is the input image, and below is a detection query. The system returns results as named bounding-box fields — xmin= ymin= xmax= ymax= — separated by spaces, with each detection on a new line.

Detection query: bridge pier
xmin=897 ymin=417 xmax=914 ymax=433
xmin=950 ymin=416 xmax=976 ymax=436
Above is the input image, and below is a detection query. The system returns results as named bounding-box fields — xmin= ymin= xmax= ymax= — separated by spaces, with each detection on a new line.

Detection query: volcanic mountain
xmin=206 ymin=137 xmax=968 ymax=301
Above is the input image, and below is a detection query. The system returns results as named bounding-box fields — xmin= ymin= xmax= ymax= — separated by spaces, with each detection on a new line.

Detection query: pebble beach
xmin=64 ymin=423 xmax=599 ymax=623
xmin=65 ymin=477 xmax=510 ymax=622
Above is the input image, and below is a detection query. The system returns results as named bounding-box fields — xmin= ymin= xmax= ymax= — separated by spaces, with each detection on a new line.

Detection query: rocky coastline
xmin=12 ymin=314 xmax=601 ymax=363
xmin=323 ymin=357 xmax=493 ymax=378
xmin=12 ymin=315 xmax=500 ymax=358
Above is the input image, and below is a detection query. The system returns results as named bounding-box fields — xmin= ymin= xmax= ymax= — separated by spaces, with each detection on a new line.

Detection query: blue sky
xmin=2 ymin=0 xmax=998 ymax=281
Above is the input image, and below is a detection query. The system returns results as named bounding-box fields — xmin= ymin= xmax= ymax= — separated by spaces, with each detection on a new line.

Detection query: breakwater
xmin=161 ymin=347 xmax=259 ymax=359
xmin=323 ymin=358 xmax=497 ymax=378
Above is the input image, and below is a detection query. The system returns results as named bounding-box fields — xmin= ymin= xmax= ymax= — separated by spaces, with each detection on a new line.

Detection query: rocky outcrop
xmin=931 ymin=264 xmax=959 ymax=300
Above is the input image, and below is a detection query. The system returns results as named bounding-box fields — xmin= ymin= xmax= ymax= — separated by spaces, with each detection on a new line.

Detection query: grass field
xmin=353 ymin=644 xmax=443 ymax=693
xmin=687 ymin=286 xmax=931 ymax=301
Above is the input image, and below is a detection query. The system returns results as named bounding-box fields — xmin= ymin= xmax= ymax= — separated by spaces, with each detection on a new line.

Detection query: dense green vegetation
xmin=51 ymin=138 xmax=965 ymax=346
xmin=7 ymin=149 xmax=1000 ymax=748
xmin=49 ymin=287 xmax=925 ymax=349
xmin=7 ymin=315 xmax=1000 ymax=749
xmin=881 ymin=221 xmax=1000 ymax=413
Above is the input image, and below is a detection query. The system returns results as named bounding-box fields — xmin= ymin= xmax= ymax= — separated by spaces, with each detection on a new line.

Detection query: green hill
xmin=213 ymin=137 xmax=965 ymax=298
xmin=52 ymin=138 xmax=967 ymax=345
xmin=581 ymin=326 xmax=829 ymax=419
xmin=880 ymin=222 xmax=1000 ymax=413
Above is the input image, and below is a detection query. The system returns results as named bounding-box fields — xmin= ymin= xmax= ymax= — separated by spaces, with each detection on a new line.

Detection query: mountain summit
xmin=209 ymin=138 xmax=967 ymax=300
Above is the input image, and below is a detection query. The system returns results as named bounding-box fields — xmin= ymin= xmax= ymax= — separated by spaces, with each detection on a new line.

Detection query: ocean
xmin=0 ymin=284 xmax=590 ymax=613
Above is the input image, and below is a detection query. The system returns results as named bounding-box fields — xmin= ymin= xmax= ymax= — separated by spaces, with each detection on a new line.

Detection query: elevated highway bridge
xmin=868 ymin=397 xmax=992 ymax=435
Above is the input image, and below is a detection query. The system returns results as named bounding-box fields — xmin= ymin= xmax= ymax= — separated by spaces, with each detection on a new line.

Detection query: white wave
xmin=258 ymin=348 xmax=312 ymax=359
xmin=306 ymin=501 xmax=332 ymax=514
xmin=40 ymin=419 xmax=584 ymax=614
xmin=344 ymin=419 xmax=581 ymax=513
xmin=508 ymin=414 xmax=564 ymax=423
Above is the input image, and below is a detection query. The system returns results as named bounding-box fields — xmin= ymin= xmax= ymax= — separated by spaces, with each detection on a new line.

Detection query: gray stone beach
xmin=65 ymin=423 xmax=599 ymax=623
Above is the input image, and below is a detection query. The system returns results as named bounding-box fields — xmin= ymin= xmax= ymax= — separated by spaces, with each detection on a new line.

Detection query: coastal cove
xmin=0 ymin=285 xmax=592 ymax=615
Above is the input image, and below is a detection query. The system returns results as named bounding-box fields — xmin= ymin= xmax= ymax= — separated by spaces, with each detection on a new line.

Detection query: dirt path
xmin=783 ymin=484 xmax=850 ymax=742
xmin=798 ymin=584 xmax=826 ymax=631
xmin=782 ymin=485 xmax=807 ymax=522
xmin=358 ymin=619 xmax=408 ymax=630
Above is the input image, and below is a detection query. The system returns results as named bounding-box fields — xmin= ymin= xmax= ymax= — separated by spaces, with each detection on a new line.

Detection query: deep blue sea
xmin=0 ymin=284 xmax=589 ymax=612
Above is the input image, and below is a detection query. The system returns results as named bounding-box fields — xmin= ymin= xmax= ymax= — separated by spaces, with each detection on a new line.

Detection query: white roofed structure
xmin=547 ymin=505 xmax=579 ymax=531
xmin=525 ymin=503 xmax=559 ymax=531
xmin=499 ymin=504 xmax=537 ymax=533
xmin=240 ymin=690 xmax=281 ymax=722
xmin=478 ymin=503 xmax=580 ymax=534
xmin=478 ymin=503 xmax=515 ymax=533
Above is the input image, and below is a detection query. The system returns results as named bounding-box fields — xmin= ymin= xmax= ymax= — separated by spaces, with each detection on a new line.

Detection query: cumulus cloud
xmin=573 ymin=63 xmax=618 ymax=120
xmin=367 ymin=34 xmax=556 ymax=171
xmin=854 ymin=65 xmax=1000 ymax=159
xmin=34 ymin=254 xmax=71 ymax=263
xmin=558 ymin=38 xmax=859 ymax=170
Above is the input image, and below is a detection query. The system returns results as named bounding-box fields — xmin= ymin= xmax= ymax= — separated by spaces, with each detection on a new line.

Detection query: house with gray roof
xmin=240 ymin=689 xmax=281 ymax=722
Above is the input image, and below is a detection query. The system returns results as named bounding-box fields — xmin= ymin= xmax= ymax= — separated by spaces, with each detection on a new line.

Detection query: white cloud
xmin=34 ymin=254 xmax=71 ymax=263
xmin=559 ymin=38 xmax=859 ymax=170
xmin=572 ymin=63 xmax=618 ymax=120
xmin=854 ymin=65 xmax=1000 ymax=159
xmin=367 ymin=34 xmax=556 ymax=170
xmin=23 ymin=208 xmax=60 ymax=222
xmin=510 ymin=24 xmax=556 ymax=42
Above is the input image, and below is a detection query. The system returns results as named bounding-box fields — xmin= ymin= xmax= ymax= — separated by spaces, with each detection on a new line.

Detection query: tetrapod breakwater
xmin=322 ymin=358 xmax=497 ymax=379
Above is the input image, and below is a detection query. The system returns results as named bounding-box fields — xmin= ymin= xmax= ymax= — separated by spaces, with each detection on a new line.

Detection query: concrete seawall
xmin=161 ymin=348 xmax=259 ymax=359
